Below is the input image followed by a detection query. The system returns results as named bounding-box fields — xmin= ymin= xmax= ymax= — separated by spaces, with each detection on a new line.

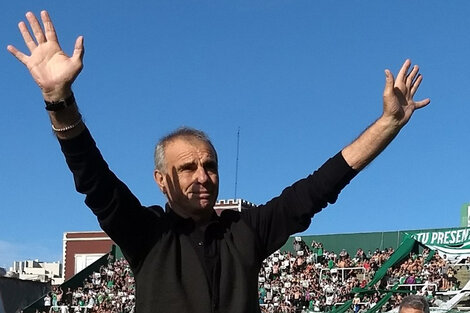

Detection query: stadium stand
xmin=20 ymin=236 xmax=469 ymax=313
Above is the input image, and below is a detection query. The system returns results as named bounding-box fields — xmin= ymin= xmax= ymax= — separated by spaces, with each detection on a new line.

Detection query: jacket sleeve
xmin=58 ymin=127 xmax=163 ymax=268
xmin=241 ymin=152 xmax=357 ymax=259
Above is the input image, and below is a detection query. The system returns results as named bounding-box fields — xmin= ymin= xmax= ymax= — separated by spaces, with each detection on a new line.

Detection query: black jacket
xmin=59 ymin=128 xmax=356 ymax=313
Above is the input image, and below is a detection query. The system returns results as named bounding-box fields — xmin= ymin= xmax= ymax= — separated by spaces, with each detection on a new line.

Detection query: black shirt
xmin=59 ymin=128 xmax=357 ymax=313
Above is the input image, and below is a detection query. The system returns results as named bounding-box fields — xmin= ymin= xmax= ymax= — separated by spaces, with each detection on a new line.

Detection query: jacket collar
xmin=165 ymin=203 xmax=220 ymax=233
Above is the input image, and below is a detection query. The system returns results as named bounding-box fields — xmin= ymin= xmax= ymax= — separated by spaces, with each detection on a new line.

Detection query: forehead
xmin=400 ymin=308 xmax=423 ymax=313
xmin=164 ymin=138 xmax=216 ymax=163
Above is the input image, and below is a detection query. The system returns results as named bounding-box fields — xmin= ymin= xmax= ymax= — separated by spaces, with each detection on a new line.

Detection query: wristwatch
xmin=44 ymin=93 xmax=76 ymax=111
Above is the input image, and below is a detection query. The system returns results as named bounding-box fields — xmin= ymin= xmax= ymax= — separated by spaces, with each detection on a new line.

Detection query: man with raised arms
xmin=8 ymin=11 xmax=430 ymax=313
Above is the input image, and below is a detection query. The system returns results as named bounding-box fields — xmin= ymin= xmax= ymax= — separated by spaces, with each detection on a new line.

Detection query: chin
xmin=199 ymin=200 xmax=215 ymax=209
xmin=195 ymin=198 xmax=215 ymax=210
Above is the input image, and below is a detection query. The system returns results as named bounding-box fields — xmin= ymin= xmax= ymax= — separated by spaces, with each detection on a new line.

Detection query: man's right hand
xmin=7 ymin=10 xmax=84 ymax=102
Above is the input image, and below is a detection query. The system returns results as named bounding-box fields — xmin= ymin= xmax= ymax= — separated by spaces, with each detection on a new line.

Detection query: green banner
xmin=408 ymin=228 xmax=470 ymax=263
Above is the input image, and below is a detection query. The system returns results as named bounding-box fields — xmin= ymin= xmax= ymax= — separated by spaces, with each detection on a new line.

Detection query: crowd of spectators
xmin=258 ymin=239 xmax=461 ymax=313
xmin=40 ymin=256 xmax=135 ymax=313
xmin=36 ymin=240 xmax=463 ymax=313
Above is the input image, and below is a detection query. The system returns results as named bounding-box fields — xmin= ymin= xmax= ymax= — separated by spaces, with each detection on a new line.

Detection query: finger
xmin=26 ymin=11 xmax=46 ymax=44
xmin=18 ymin=21 xmax=37 ymax=52
xmin=414 ymin=98 xmax=431 ymax=110
xmin=41 ymin=10 xmax=58 ymax=43
xmin=72 ymin=36 xmax=85 ymax=63
xmin=383 ymin=69 xmax=395 ymax=98
xmin=396 ymin=59 xmax=411 ymax=83
xmin=410 ymin=74 xmax=424 ymax=98
xmin=405 ymin=65 xmax=419 ymax=89
xmin=7 ymin=44 xmax=29 ymax=65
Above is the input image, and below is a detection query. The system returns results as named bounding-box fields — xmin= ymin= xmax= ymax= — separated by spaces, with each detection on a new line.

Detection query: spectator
xmin=398 ymin=295 xmax=429 ymax=313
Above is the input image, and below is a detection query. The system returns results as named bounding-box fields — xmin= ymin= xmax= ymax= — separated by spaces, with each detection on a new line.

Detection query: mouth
xmin=194 ymin=193 xmax=212 ymax=199
xmin=190 ymin=190 xmax=213 ymax=198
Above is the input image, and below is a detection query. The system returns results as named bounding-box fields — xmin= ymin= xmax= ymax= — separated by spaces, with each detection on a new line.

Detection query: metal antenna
xmin=234 ymin=127 xmax=240 ymax=199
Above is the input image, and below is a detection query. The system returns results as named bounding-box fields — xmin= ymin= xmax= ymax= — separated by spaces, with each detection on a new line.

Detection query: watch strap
xmin=45 ymin=93 xmax=76 ymax=112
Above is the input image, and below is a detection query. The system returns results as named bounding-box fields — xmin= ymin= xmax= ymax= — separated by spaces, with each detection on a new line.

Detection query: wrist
xmin=45 ymin=93 xmax=76 ymax=112
xmin=377 ymin=114 xmax=402 ymax=133
xmin=42 ymin=86 xmax=73 ymax=102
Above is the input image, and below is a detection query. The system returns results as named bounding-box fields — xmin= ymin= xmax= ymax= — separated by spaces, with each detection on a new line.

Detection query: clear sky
xmin=0 ymin=1 xmax=469 ymax=269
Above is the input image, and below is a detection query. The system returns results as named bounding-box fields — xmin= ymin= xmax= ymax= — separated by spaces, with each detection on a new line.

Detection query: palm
xmin=383 ymin=60 xmax=430 ymax=127
xmin=27 ymin=42 xmax=76 ymax=93
xmin=7 ymin=11 xmax=83 ymax=99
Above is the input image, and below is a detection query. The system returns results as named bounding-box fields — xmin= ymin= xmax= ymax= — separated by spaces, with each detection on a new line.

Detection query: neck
xmin=169 ymin=203 xmax=214 ymax=226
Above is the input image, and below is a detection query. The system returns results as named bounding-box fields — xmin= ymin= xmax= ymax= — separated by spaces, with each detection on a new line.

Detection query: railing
xmin=385 ymin=282 xmax=438 ymax=291
xmin=334 ymin=302 xmax=368 ymax=307
xmin=319 ymin=267 xmax=366 ymax=282
xmin=49 ymin=305 xmax=89 ymax=313
xmin=450 ymin=262 xmax=470 ymax=269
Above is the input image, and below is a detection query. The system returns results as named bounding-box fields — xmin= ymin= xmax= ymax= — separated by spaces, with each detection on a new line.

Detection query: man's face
xmin=154 ymin=137 xmax=219 ymax=220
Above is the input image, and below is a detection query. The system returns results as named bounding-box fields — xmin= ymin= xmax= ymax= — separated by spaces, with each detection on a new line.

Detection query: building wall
xmin=214 ymin=198 xmax=256 ymax=215
xmin=0 ymin=277 xmax=50 ymax=313
xmin=9 ymin=260 xmax=62 ymax=284
xmin=63 ymin=232 xmax=114 ymax=280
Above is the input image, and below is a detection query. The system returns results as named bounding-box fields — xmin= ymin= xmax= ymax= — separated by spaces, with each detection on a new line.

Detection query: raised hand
xmin=7 ymin=10 xmax=84 ymax=101
xmin=341 ymin=59 xmax=430 ymax=171
xmin=382 ymin=59 xmax=430 ymax=128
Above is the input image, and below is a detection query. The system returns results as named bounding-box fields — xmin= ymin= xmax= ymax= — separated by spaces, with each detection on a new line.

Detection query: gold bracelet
xmin=51 ymin=115 xmax=83 ymax=132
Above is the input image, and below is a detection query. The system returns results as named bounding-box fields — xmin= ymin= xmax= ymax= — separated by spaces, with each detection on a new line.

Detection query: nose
xmin=195 ymin=165 xmax=209 ymax=183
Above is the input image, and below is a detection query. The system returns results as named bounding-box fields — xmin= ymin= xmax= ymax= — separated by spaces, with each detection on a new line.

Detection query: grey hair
xmin=399 ymin=295 xmax=429 ymax=313
xmin=154 ymin=127 xmax=217 ymax=173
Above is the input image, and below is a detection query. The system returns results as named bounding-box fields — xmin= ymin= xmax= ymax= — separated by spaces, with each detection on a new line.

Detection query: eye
xmin=204 ymin=161 xmax=218 ymax=173
xmin=179 ymin=163 xmax=197 ymax=172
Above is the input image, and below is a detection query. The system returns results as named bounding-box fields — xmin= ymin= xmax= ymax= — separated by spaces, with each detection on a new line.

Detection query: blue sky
xmin=0 ymin=1 xmax=469 ymax=269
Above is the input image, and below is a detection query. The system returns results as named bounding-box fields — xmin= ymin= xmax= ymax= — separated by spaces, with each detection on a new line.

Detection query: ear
xmin=153 ymin=170 xmax=166 ymax=194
